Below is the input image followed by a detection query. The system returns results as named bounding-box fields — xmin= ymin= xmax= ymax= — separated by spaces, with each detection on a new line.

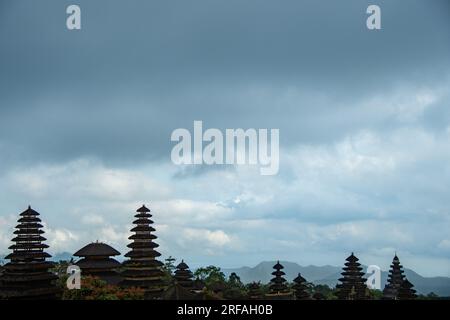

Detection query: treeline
xmin=44 ymin=259 xmax=442 ymax=300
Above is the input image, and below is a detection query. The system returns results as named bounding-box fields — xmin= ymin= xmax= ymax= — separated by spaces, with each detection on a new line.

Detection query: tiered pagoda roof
xmin=0 ymin=206 xmax=59 ymax=299
xmin=397 ymin=278 xmax=417 ymax=300
xmin=163 ymin=260 xmax=201 ymax=300
xmin=120 ymin=205 xmax=165 ymax=299
xmin=336 ymin=253 xmax=368 ymax=300
xmin=162 ymin=283 xmax=201 ymax=300
xmin=383 ymin=254 xmax=407 ymax=299
xmin=269 ymin=261 xmax=288 ymax=293
xmin=266 ymin=261 xmax=293 ymax=299
xmin=74 ymin=242 xmax=122 ymax=285
xmin=293 ymin=273 xmax=311 ymax=300
xmin=174 ymin=260 xmax=194 ymax=288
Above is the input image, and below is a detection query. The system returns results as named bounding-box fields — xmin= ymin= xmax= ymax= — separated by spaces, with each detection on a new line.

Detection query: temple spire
xmin=336 ymin=253 xmax=368 ymax=300
xmin=383 ymin=254 xmax=409 ymax=299
xmin=174 ymin=259 xmax=194 ymax=289
xmin=0 ymin=206 xmax=59 ymax=299
xmin=120 ymin=204 xmax=165 ymax=299
xmin=292 ymin=273 xmax=311 ymax=300
xmin=269 ymin=261 xmax=288 ymax=294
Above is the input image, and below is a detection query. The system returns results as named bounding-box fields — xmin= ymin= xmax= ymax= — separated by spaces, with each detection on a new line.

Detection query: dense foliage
xmin=61 ymin=276 xmax=145 ymax=300
xmin=48 ymin=260 xmax=445 ymax=300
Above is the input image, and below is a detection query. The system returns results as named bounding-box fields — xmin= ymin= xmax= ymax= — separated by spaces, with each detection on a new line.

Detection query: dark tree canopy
xmin=247 ymin=282 xmax=263 ymax=300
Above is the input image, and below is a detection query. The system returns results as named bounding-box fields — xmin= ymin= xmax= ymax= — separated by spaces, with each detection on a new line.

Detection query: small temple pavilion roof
xmin=74 ymin=242 xmax=120 ymax=257
xmin=293 ymin=273 xmax=307 ymax=283
xmin=162 ymin=283 xmax=200 ymax=300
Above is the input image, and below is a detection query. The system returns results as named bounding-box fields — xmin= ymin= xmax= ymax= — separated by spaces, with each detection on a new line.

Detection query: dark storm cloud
xmin=1 ymin=1 xmax=450 ymax=276
xmin=2 ymin=0 xmax=449 ymax=84
xmin=0 ymin=0 xmax=449 ymax=165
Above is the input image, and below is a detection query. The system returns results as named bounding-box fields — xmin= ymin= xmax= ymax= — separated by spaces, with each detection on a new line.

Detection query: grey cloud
xmin=0 ymin=0 xmax=450 ymax=276
xmin=1 ymin=0 xmax=449 ymax=165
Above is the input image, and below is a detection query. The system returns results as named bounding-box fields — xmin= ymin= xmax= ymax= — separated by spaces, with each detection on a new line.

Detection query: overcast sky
xmin=1 ymin=0 xmax=450 ymax=277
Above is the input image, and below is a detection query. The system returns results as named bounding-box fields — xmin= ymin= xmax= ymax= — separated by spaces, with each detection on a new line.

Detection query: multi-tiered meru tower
xmin=268 ymin=261 xmax=288 ymax=294
xmin=383 ymin=254 xmax=416 ymax=300
xmin=265 ymin=261 xmax=292 ymax=299
xmin=383 ymin=254 xmax=405 ymax=299
xmin=336 ymin=253 xmax=368 ymax=300
xmin=0 ymin=206 xmax=59 ymax=299
xmin=120 ymin=205 xmax=165 ymax=299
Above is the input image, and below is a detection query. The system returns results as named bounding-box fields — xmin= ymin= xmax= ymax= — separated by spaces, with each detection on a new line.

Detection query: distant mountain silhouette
xmin=223 ymin=261 xmax=340 ymax=283
xmin=50 ymin=252 xmax=74 ymax=262
xmin=223 ymin=261 xmax=450 ymax=297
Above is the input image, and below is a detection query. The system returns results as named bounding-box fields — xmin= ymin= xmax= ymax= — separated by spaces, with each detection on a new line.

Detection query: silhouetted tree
xmin=164 ymin=256 xmax=177 ymax=276
xmin=312 ymin=284 xmax=337 ymax=300
xmin=247 ymin=282 xmax=263 ymax=300
xmin=194 ymin=265 xmax=226 ymax=290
